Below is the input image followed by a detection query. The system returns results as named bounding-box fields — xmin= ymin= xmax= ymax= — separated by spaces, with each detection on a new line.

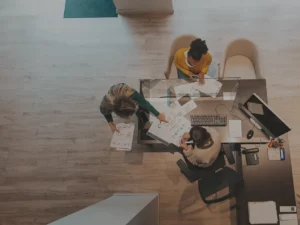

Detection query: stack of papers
xmin=279 ymin=214 xmax=298 ymax=225
xmin=173 ymin=76 xmax=223 ymax=99
xmin=110 ymin=123 xmax=135 ymax=151
xmin=248 ymin=201 xmax=278 ymax=224
xmin=192 ymin=76 xmax=223 ymax=98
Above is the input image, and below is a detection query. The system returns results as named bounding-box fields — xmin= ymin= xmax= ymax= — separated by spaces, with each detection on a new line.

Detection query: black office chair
xmin=177 ymin=144 xmax=243 ymax=204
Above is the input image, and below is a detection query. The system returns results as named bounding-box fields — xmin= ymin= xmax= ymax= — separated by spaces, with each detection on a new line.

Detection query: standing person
xmin=179 ymin=126 xmax=221 ymax=168
xmin=100 ymin=83 xmax=167 ymax=133
xmin=174 ymin=38 xmax=213 ymax=80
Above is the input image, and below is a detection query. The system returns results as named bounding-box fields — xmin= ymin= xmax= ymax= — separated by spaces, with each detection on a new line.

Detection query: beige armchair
xmin=220 ymin=39 xmax=263 ymax=79
xmin=164 ymin=35 xmax=198 ymax=79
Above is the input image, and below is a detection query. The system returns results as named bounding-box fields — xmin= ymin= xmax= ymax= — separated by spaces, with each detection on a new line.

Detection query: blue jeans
xmin=177 ymin=61 xmax=217 ymax=79
xmin=177 ymin=69 xmax=189 ymax=79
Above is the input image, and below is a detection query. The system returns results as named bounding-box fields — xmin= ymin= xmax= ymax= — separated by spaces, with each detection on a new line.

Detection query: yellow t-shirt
xmin=174 ymin=48 xmax=212 ymax=77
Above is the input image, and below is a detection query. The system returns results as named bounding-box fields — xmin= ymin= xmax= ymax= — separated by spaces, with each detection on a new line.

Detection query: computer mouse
xmin=247 ymin=130 xmax=254 ymax=139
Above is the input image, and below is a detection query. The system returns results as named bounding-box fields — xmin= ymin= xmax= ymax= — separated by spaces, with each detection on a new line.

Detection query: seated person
xmin=100 ymin=83 xmax=167 ymax=133
xmin=179 ymin=126 xmax=221 ymax=168
xmin=174 ymin=38 xmax=212 ymax=80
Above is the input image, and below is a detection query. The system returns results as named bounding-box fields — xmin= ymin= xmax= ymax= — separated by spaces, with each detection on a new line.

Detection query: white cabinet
xmin=48 ymin=193 xmax=159 ymax=225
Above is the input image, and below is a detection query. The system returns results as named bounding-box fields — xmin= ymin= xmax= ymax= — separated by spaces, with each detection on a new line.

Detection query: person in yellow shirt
xmin=174 ymin=39 xmax=213 ymax=80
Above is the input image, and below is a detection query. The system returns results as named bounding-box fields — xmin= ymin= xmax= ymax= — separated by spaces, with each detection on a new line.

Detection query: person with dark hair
xmin=174 ymin=38 xmax=212 ymax=80
xmin=100 ymin=83 xmax=167 ymax=133
xmin=179 ymin=126 xmax=221 ymax=168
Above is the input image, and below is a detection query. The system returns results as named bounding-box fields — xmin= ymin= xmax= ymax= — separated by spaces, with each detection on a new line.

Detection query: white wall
xmin=48 ymin=193 xmax=159 ymax=225
xmin=113 ymin=0 xmax=173 ymax=15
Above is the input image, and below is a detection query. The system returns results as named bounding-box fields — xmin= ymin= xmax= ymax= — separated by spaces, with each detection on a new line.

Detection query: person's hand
xmin=157 ymin=113 xmax=168 ymax=124
xmin=198 ymin=72 xmax=205 ymax=84
xmin=108 ymin=122 xmax=119 ymax=133
xmin=179 ymin=139 xmax=189 ymax=151
xmin=182 ymin=132 xmax=190 ymax=140
xmin=188 ymin=72 xmax=194 ymax=79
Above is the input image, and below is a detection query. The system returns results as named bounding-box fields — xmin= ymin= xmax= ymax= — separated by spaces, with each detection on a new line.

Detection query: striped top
xmin=100 ymin=83 xmax=160 ymax=122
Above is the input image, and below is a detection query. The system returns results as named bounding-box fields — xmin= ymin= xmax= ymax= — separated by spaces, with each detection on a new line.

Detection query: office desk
xmin=138 ymin=79 xmax=269 ymax=144
xmin=138 ymin=78 xmax=296 ymax=225
xmin=235 ymin=136 xmax=296 ymax=225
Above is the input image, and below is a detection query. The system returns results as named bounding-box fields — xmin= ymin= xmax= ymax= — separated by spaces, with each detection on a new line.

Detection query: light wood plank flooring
xmin=0 ymin=0 xmax=300 ymax=224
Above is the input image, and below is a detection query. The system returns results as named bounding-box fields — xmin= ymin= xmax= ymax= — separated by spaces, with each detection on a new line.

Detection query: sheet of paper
xmin=147 ymin=111 xmax=191 ymax=146
xmin=180 ymin=100 xmax=197 ymax=116
xmin=279 ymin=214 xmax=298 ymax=225
xmin=268 ymin=148 xmax=281 ymax=160
xmin=170 ymin=100 xmax=183 ymax=114
xmin=170 ymin=100 xmax=197 ymax=116
xmin=280 ymin=220 xmax=298 ymax=225
xmin=223 ymin=92 xmax=237 ymax=100
xmin=229 ymin=120 xmax=242 ymax=138
xmin=279 ymin=214 xmax=297 ymax=221
xmin=192 ymin=75 xmax=223 ymax=98
xmin=174 ymin=82 xmax=199 ymax=99
xmin=146 ymin=98 xmax=171 ymax=123
xmin=110 ymin=123 xmax=135 ymax=151
xmin=248 ymin=201 xmax=278 ymax=224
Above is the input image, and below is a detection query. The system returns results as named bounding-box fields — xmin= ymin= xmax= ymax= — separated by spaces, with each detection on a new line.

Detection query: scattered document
xmin=110 ymin=123 xmax=135 ymax=151
xmin=223 ymin=92 xmax=237 ymax=101
xmin=279 ymin=214 xmax=298 ymax=225
xmin=180 ymin=100 xmax=197 ymax=115
xmin=248 ymin=201 xmax=278 ymax=224
xmin=229 ymin=120 xmax=242 ymax=138
xmin=173 ymin=82 xmax=199 ymax=99
xmin=147 ymin=98 xmax=171 ymax=123
xmin=170 ymin=100 xmax=197 ymax=116
xmin=192 ymin=75 xmax=223 ymax=98
xmin=147 ymin=111 xmax=191 ymax=146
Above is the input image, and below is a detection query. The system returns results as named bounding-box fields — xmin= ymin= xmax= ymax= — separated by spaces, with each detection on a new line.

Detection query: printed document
xmin=110 ymin=123 xmax=135 ymax=151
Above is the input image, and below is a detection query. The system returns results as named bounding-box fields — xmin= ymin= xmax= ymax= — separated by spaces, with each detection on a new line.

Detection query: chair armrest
xmin=202 ymin=192 xmax=232 ymax=204
xmin=223 ymin=145 xmax=235 ymax=165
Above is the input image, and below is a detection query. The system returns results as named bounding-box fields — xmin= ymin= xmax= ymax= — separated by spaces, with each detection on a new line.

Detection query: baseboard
xmin=117 ymin=9 xmax=174 ymax=16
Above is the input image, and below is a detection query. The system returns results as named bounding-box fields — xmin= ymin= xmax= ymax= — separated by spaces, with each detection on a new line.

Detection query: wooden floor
xmin=1 ymin=0 xmax=300 ymax=224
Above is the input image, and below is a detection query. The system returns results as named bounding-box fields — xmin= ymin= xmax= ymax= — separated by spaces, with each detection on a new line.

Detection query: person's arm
xmin=200 ymin=54 xmax=212 ymax=74
xmin=131 ymin=91 xmax=160 ymax=116
xmin=174 ymin=51 xmax=192 ymax=77
xmin=183 ymin=146 xmax=200 ymax=166
xmin=100 ymin=102 xmax=120 ymax=133
xmin=100 ymin=102 xmax=113 ymax=123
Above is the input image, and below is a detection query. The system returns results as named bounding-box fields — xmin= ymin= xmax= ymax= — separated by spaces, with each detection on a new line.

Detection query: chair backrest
xmin=176 ymin=145 xmax=241 ymax=204
xmin=220 ymin=38 xmax=262 ymax=79
xmin=164 ymin=35 xmax=198 ymax=78
xmin=198 ymin=167 xmax=242 ymax=204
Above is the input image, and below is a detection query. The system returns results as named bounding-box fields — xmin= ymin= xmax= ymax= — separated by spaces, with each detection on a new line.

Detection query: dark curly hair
xmin=187 ymin=38 xmax=209 ymax=61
